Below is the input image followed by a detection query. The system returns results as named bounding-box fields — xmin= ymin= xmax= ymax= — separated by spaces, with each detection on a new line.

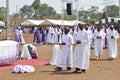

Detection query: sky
xmin=0 ymin=0 xmax=119 ymax=14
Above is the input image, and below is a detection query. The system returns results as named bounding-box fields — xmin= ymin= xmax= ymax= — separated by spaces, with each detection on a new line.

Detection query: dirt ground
xmin=0 ymin=30 xmax=120 ymax=80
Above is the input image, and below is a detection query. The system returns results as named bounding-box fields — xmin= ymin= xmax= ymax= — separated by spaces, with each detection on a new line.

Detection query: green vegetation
xmin=0 ymin=0 xmax=119 ymax=24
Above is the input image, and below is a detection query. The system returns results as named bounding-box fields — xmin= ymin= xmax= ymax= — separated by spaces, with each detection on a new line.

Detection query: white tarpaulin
xmin=40 ymin=19 xmax=74 ymax=26
xmin=95 ymin=17 xmax=119 ymax=24
xmin=21 ymin=19 xmax=44 ymax=26
xmin=0 ymin=21 xmax=5 ymax=26
xmin=68 ymin=20 xmax=86 ymax=25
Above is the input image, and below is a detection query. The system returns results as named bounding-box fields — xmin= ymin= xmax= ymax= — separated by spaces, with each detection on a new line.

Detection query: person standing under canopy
xmin=14 ymin=27 xmax=20 ymax=42
xmin=41 ymin=27 xmax=47 ymax=44
xmin=107 ymin=26 xmax=119 ymax=61
xmin=18 ymin=27 xmax=25 ymax=44
xmin=73 ymin=24 xmax=90 ymax=73
xmin=54 ymin=27 xmax=74 ymax=71
xmin=33 ymin=27 xmax=40 ymax=44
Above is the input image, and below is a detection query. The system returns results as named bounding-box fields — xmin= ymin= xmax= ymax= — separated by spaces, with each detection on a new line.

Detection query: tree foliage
xmin=103 ymin=5 xmax=119 ymax=18
xmin=17 ymin=1 xmax=120 ymax=23
xmin=78 ymin=6 xmax=102 ymax=22
xmin=38 ymin=4 xmax=56 ymax=18
xmin=19 ymin=5 xmax=34 ymax=18
xmin=32 ymin=0 xmax=41 ymax=18
xmin=0 ymin=7 xmax=6 ymax=20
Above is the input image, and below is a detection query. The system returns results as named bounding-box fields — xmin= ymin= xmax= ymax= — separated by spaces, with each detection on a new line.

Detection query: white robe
xmin=57 ymin=33 xmax=73 ymax=68
xmin=93 ymin=30 xmax=106 ymax=57
xmin=47 ymin=27 xmax=55 ymax=44
xmin=73 ymin=26 xmax=79 ymax=44
xmin=107 ymin=29 xmax=119 ymax=58
xmin=21 ymin=44 xmax=36 ymax=59
xmin=50 ymin=44 xmax=61 ymax=65
xmin=73 ymin=29 xmax=90 ymax=70
xmin=19 ymin=29 xmax=25 ymax=44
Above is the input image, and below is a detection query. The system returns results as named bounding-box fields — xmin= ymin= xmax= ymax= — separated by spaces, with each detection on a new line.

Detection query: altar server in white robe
xmin=54 ymin=26 xmax=62 ymax=43
xmin=93 ymin=26 xmax=106 ymax=60
xmin=47 ymin=26 xmax=55 ymax=44
xmin=18 ymin=27 xmax=25 ymax=44
xmin=54 ymin=27 xmax=74 ymax=71
xmin=73 ymin=24 xmax=90 ymax=73
xmin=107 ymin=26 xmax=119 ymax=61
xmin=73 ymin=25 xmax=79 ymax=44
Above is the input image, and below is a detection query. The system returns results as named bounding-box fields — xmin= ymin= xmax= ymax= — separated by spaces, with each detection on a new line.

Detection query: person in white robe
xmin=54 ymin=27 xmax=73 ymax=71
xmin=73 ymin=25 xmax=79 ymax=44
xmin=55 ymin=26 xmax=62 ymax=44
xmin=73 ymin=24 xmax=90 ymax=73
xmin=85 ymin=26 xmax=92 ymax=49
xmin=53 ymin=26 xmax=59 ymax=43
xmin=107 ymin=26 xmax=119 ymax=60
xmin=18 ymin=27 xmax=25 ymax=44
xmin=101 ymin=25 xmax=109 ymax=48
xmin=93 ymin=26 xmax=106 ymax=60
xmin=47 ymin=26 xmax=55 ymax=44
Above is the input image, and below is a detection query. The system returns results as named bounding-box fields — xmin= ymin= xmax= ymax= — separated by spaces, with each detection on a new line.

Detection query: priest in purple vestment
xmin=33 ymin=27 xmax=40 ymax=44
xmin=42 ymin=28 xmax=47 ymax=44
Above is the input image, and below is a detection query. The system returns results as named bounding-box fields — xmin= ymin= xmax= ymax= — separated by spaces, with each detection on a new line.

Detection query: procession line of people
xmin=50 ymin=23 xmax=119 ymax=74
xmin=14 ymin=23 xmax=119 ymax=74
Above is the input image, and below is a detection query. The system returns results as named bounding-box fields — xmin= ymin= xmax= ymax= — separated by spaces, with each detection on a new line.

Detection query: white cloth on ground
xmin=13 ymin=64 xmax=35 ymax=73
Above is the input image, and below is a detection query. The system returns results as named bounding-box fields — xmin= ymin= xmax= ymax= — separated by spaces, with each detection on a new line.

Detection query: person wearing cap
xmin=107 ymin=26 xmax=119 ymax=61
xmin=54 ymin=27 xmax=74 ymax=71
xmin=73 ymin=24 xmax=90 ymax=73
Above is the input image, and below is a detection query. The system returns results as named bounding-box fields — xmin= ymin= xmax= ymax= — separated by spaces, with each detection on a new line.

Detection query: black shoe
xmin=73 ymin=68 xmax=81 ymax=73
xmin=81 ymin=69 xmax=86 ymax=73
xmin=54 ymin=67 xmax=62 ymax=72
xmin=110 ymin=57 xmax=113 ymax=61
xmin=67 ymin=67 xmax=71 ymax=71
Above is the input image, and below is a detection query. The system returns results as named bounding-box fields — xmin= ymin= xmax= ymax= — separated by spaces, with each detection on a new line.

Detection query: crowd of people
xmin=53 ymin=23 xmax=119 ymax=73
xmin=14 ymin=23 xmax=119 ymax=73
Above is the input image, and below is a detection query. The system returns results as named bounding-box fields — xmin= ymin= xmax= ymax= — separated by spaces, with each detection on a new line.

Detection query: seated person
xmin=21 ymin=44 xmax=39 ymax=59
xmin=27 ymin=45 xmax=37 ymax=58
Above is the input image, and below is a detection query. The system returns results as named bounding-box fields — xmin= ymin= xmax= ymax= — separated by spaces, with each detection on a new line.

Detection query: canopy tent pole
xmin=6 ymin=0 xmax=10 ymax=39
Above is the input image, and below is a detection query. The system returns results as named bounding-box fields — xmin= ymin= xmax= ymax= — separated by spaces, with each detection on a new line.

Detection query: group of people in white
xmin=13 ymin=23 xmax=119 ymax=73
xmin=50 ymin=23 xmax=119 ymax=73
xmin=14 ymin=27 xmax=25 ymax=44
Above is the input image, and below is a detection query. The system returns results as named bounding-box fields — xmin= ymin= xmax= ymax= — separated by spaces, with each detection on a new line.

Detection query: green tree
xmin=78 ymin=6 xmax=102 ymax=22
xmin=19 ymin=5 xmax=34 ymax=18
xmin=0 ymin=7 xmax=6 ymax=20
xmin=103 ymin=5 xmax=119 ymax=17
xmin=38 ymin=4 xmax=57 ymax=19
xmin=32 ymin=0 xmax=41 ymax=18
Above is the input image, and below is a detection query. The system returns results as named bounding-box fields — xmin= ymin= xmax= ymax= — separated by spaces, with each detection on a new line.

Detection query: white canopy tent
xmin=68 ymin=20 xmax=86 ymax=25
xmin=40 ymin=19 xmax=74 ymax=26
xmin=113 ymin=18 xmax=120 ymax=22
xmin=20 ymin=19 xmax=44 ymax=26
xmin=95 ymin=17 xmax=113 ymax=24
xmin=95 ymin=17 xmax=120 ymax=24
xmin=0 ymin=21 xmax=5 ymax=26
